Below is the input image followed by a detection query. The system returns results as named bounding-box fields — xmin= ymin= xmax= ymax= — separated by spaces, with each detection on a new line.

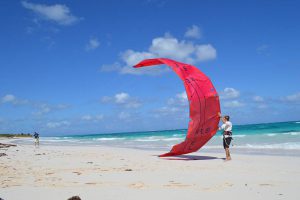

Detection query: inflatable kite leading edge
xmin=133 ymin=58 xmax=221 ymax=157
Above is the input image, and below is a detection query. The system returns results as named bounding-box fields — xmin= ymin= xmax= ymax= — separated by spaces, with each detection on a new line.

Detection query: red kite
xmin=134 ymin=58 xmax=220 ymax=157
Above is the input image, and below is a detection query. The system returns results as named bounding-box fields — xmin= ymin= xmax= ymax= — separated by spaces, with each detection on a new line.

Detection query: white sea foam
xmin=295 ymin=122 xmax=300 ymax=124
xmin=202 ymin=142 xmax=300 ymax=150
xmin=41 ymin=139 xmax=65 ymax=143
xmin=135 ymin=139 xmax=161 ymax=142
xmin=291 ymin=132 xmax=300 ymax=136
xmin=135 ymin=137 xmax=182 ymax=142
xmin=42 ymin=139 xmax=80 ymax=143
xmin=241 ymin=143 xmax=300 ymax=150
xmin=162 ymin=138 xmax=182 ymax=141
xmin=43 ymin=137 xmax=61 ymax=140
xmin=283 ymin=132 xmax=300 ymax=136
xmin=49 ymin=137 xmax=61 ymax=140
xmin=217 ymin=135 xmax=246 ymax=139
xmin=94 ymin=138 xmax=124 ymax=141
xmin=234 ymin=135 xmax=246 ymax=138
xmin=14 ymin=137 xmax=32 ymax=141
xmin=172 ymin=134 xmax=184 ymax=137
xmin=267 ymin=133 xmax=277 ymax=137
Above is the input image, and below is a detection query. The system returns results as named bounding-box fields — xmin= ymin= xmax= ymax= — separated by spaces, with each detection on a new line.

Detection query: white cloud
xmin=121 ymin=50 xmax=155 ymax=67
xmin=154 ymin=106 xmax=180 ymax=116
xmin=82 ymin=115 xmax=92 ymax=121
xmin=153 ymin=92 xmax=189 ymax=119
xmin=46 ymin=121 xmax=70 ymax=128
xmin=282 ymin=92 xmax=300 ymax=103
xmin=224 ymin=100 xmax=245 ymax=108
xmin=1 ymin=94 xmax=68 ymax=116
xmin=118 ymin=112 xmax=131 ymax=120
xmin=101 ymin=92 xmax=141 ymax=108
xmin=81 ymin=114 xmax=104 ymax=122
xmin=115 ymin=93 xmax=130 ymax=104
xmin=95 ymin=115 xmax=104 ymax=120
xmin=34 ymin=103 xmax=68 ymax=115
xmin=253 ymin=96 xmax=264 ymax=102
xmin=152 ymin=105 xmax=189 ymax=121
xmin=184 ymin=25 xmax=201 ymax=39
xmin=21 ymin=1 xmax=81 ymax=25
xmin=37 ymin=104 xmax=51 ymax=114
xmin=119 ymin=50 xmax=166 ymax=75
xmin=195 ymin=44 xmax=217 ymax=61
xmin=101 ymin=96 xmax=112 ymax=103
xmin=176 ymin=92 xmax=188 ymax=102
xmin=252 ymin=96 xmax=267 ymax=109
xmin=100 ymin=33 xmax=217 ymax=75
xmin=1 ymin=94 xmax=28 ymax=105
xmin=168 ymin=91 xmax=188 ymax=106
xmin=85 ymin=38 xmax=100 ymax=51
xmin=1 ymin=94 xmax=16 ymax=103
xmin=149 ymin=34 xmax=195 ymax=61
xmin=220 ymin=88 xmax=240 ymax=99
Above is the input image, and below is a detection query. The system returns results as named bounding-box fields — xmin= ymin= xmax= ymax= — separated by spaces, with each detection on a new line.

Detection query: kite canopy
xmin=134 ymin=58 xmax=220 ymax=157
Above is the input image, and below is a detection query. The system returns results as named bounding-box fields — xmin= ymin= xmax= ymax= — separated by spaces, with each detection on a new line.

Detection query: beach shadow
xmin=154 ymin=155 xmax=225 ymax=161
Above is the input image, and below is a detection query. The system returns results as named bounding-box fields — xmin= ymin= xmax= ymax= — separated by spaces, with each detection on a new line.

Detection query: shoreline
xmin=1 ymin=139 xmax=300 ymax=200
xmin=2 ymin=137 xmax=300 ymax=158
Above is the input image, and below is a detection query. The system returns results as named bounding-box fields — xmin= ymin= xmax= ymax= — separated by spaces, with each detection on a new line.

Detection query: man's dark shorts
xmin=223 ymin=137 xmax=232 ymax=149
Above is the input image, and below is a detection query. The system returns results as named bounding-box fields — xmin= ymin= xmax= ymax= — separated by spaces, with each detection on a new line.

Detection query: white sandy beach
xmin=1 ymin=138 xmax=300 ymax=200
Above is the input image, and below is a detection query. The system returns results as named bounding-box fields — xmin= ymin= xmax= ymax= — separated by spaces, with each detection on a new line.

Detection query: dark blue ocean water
xmin=13 ymin=121 xmax=300 ymax=156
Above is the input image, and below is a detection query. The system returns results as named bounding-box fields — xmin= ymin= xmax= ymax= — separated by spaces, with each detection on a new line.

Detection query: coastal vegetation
xmin=0 ymin=133 xmax=32 ymax=138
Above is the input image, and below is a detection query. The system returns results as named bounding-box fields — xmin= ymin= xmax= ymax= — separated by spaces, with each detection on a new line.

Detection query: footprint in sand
xmin=85 ymin=182 xmax=97 ymax=185
xmin=202 ymin=182 xmax=233 ymax=191
xmin=129 ymin=182 xmax=145 ymax=189
xmin=259 ymin=183 xmax=274 ymax=186
xmin=224 ymin=182 xmax=234 ymax=187
xmin=72 ymin=171 xmax=82 ymax=175
xmin=164 ymin=181 xmax=193 ymax=188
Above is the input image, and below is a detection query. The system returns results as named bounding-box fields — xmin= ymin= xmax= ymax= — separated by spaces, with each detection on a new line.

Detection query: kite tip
xmin=132 ymin=64 xmax=141 ymax=68
xmin=159 ymin=152 xmax=176 ymax=157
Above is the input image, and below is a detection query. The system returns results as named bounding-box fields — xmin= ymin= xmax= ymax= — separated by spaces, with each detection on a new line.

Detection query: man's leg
xmin=225 ymin=148 xmax=231 ymax=160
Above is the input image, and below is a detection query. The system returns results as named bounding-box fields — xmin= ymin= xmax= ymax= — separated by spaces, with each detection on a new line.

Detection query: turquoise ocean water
xmin=13 ymin=121 xmax=300 ymax=156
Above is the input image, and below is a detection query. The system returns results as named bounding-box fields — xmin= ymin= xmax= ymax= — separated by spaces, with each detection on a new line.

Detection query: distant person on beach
xmin=33 ymin=132 xmax=39 ymax=146
xmin=219 ymin=113 xmax=232 ymax=160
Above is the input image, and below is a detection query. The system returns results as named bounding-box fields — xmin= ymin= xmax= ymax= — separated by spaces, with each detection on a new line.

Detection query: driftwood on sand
xmin=0 ymin=143 xmax=17 ymax=148
xmin=0 ymin=143 xmax=16 ymax=157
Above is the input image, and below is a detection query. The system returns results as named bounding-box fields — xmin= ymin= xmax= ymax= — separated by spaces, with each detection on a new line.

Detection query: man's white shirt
xmin=221 ymin=121 xmax=232 ymax=132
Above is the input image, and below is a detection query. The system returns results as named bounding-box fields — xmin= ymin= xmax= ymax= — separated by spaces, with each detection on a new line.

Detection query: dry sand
xmin=1 ymin=139 xmax=299 ymax=200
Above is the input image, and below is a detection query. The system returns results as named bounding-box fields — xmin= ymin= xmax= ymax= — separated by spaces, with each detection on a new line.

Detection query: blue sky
xmin=0 ymin=0 xmax=300 ymax=136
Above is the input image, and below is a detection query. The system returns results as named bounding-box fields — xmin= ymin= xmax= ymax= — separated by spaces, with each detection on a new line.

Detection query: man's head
xmin=223 ymin=115 xmax=230 ymax=121
xmin=221 ymin=115 xmax=230 ymax=123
